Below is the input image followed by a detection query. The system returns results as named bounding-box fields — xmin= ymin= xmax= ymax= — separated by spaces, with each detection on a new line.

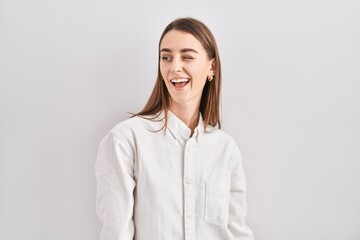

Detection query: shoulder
xmin=110 ymin=116 xmax=143 ymax=134
xmin=107 ymin=114 xmax=163 ymax=140
xmin=205 ymin=126 xmax=242 ymax=158
xmin=206 ymin=126 xmax=239 ymax=148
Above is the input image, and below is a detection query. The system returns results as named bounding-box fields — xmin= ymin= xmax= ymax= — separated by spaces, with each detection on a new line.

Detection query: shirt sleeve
xmin=228 ymin=145 xmax=255 ymax=240
xmin=95 ymin=132 xmax=136 ymax=240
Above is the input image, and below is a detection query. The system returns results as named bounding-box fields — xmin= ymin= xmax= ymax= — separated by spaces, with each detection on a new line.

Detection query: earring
xmin=207 ymin=75 xmax=213 ymax=81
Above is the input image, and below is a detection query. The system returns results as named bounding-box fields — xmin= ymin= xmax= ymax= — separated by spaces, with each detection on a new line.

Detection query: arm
xmin=228 ymin=146 xmax=255 ymax=240
xmin=95 ymin=132 xmax=136 ymax=240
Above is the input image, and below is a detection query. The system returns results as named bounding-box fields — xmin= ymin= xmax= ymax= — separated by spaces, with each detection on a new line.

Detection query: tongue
xmin=175 ymin=82 xmax=187 ymax=87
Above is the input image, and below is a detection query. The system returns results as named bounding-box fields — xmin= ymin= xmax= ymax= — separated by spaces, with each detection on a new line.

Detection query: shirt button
xmin=187 ymin=214 xmax=193 ymax=219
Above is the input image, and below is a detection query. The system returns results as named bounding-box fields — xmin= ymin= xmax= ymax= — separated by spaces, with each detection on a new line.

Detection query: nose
xmin=170 ymin=58 xmax=182 ymax=73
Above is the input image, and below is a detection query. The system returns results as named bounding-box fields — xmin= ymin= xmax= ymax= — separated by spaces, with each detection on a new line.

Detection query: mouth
xmin=170 ymin=78 xmax=190 ymax=88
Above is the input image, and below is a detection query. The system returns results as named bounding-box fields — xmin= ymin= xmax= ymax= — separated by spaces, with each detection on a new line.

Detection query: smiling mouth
xmin=170 ymin=78 xmax=190 ymax=88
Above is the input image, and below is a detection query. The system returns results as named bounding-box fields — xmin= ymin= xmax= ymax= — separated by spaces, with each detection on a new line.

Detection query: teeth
xmin=170 ymin=78 xmax=189 ymax=83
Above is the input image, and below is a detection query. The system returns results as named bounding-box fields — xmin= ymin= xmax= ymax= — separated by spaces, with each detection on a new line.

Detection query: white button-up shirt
xmin=95 ymin=111 xmax=254 ymax=240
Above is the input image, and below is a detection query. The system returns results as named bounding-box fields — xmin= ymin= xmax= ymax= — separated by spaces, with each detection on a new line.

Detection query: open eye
xmin=161 ymin=56 xmax=172 ymax=61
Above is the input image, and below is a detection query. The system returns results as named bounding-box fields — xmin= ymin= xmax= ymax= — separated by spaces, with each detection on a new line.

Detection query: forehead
xmin=160 ymin=30 xmax=204 ymax=51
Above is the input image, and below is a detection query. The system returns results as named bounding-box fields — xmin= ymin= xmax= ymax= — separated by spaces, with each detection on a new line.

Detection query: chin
xmin=170 ymin=96 xmax=189 ymax=104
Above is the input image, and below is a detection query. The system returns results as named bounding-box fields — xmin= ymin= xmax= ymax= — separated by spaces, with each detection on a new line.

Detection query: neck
xmin=169 ymin=101 xmax=200 ymax=136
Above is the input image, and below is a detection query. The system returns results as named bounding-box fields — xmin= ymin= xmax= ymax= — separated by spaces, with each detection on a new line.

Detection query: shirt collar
xmin=159 ymin=110 xmax=204 ymax=142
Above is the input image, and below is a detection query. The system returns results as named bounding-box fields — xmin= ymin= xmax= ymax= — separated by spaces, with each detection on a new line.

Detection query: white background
xmin=1 ymin=0 xmax=359 ymax=239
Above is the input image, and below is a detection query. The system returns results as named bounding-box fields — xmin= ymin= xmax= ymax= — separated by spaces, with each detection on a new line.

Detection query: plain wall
xmin=1 ymin=0 xmax=359 ymax=239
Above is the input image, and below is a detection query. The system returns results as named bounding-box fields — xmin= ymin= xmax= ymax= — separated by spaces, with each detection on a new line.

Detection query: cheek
xmin=191 ymin=65 xmax=208 ymax=82
xmin=191 ymin=62 xmax=209 ymax=75
xmin=160 ymin=63 xmax=168 ymax=77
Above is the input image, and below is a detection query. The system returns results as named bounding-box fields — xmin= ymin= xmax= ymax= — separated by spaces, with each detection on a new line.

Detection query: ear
xmin=209 ymin=59 xmax=215 ymax=76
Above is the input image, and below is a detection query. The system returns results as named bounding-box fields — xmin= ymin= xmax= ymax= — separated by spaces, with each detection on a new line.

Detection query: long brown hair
xmin=134 ymin=17 xmax=222 ymax=130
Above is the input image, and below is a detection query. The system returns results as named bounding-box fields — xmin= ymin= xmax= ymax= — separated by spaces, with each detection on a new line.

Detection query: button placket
xmin=183 ymin=140 xmax=195 ymax=240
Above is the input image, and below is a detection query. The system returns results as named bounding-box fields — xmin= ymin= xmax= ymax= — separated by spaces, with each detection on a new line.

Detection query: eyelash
xmin=162 ymin=56 xmax=171 ymax=61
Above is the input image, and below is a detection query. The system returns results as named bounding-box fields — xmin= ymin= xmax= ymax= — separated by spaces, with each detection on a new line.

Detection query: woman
xmin=96 ymin=17 xmax=254 ymax=240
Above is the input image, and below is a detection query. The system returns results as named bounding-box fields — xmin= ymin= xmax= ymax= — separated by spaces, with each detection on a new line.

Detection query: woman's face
xmin=159 ymin=30 xmax=214 ymax=108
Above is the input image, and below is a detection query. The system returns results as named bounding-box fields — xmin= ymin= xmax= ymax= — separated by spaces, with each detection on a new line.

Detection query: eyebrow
xmin=160 ymin=48 xmax=199 ymax=54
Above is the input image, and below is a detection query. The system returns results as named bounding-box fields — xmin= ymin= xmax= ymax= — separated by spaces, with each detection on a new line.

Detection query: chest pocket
xmin=204 ymin=180 xmax=230 ymax=226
